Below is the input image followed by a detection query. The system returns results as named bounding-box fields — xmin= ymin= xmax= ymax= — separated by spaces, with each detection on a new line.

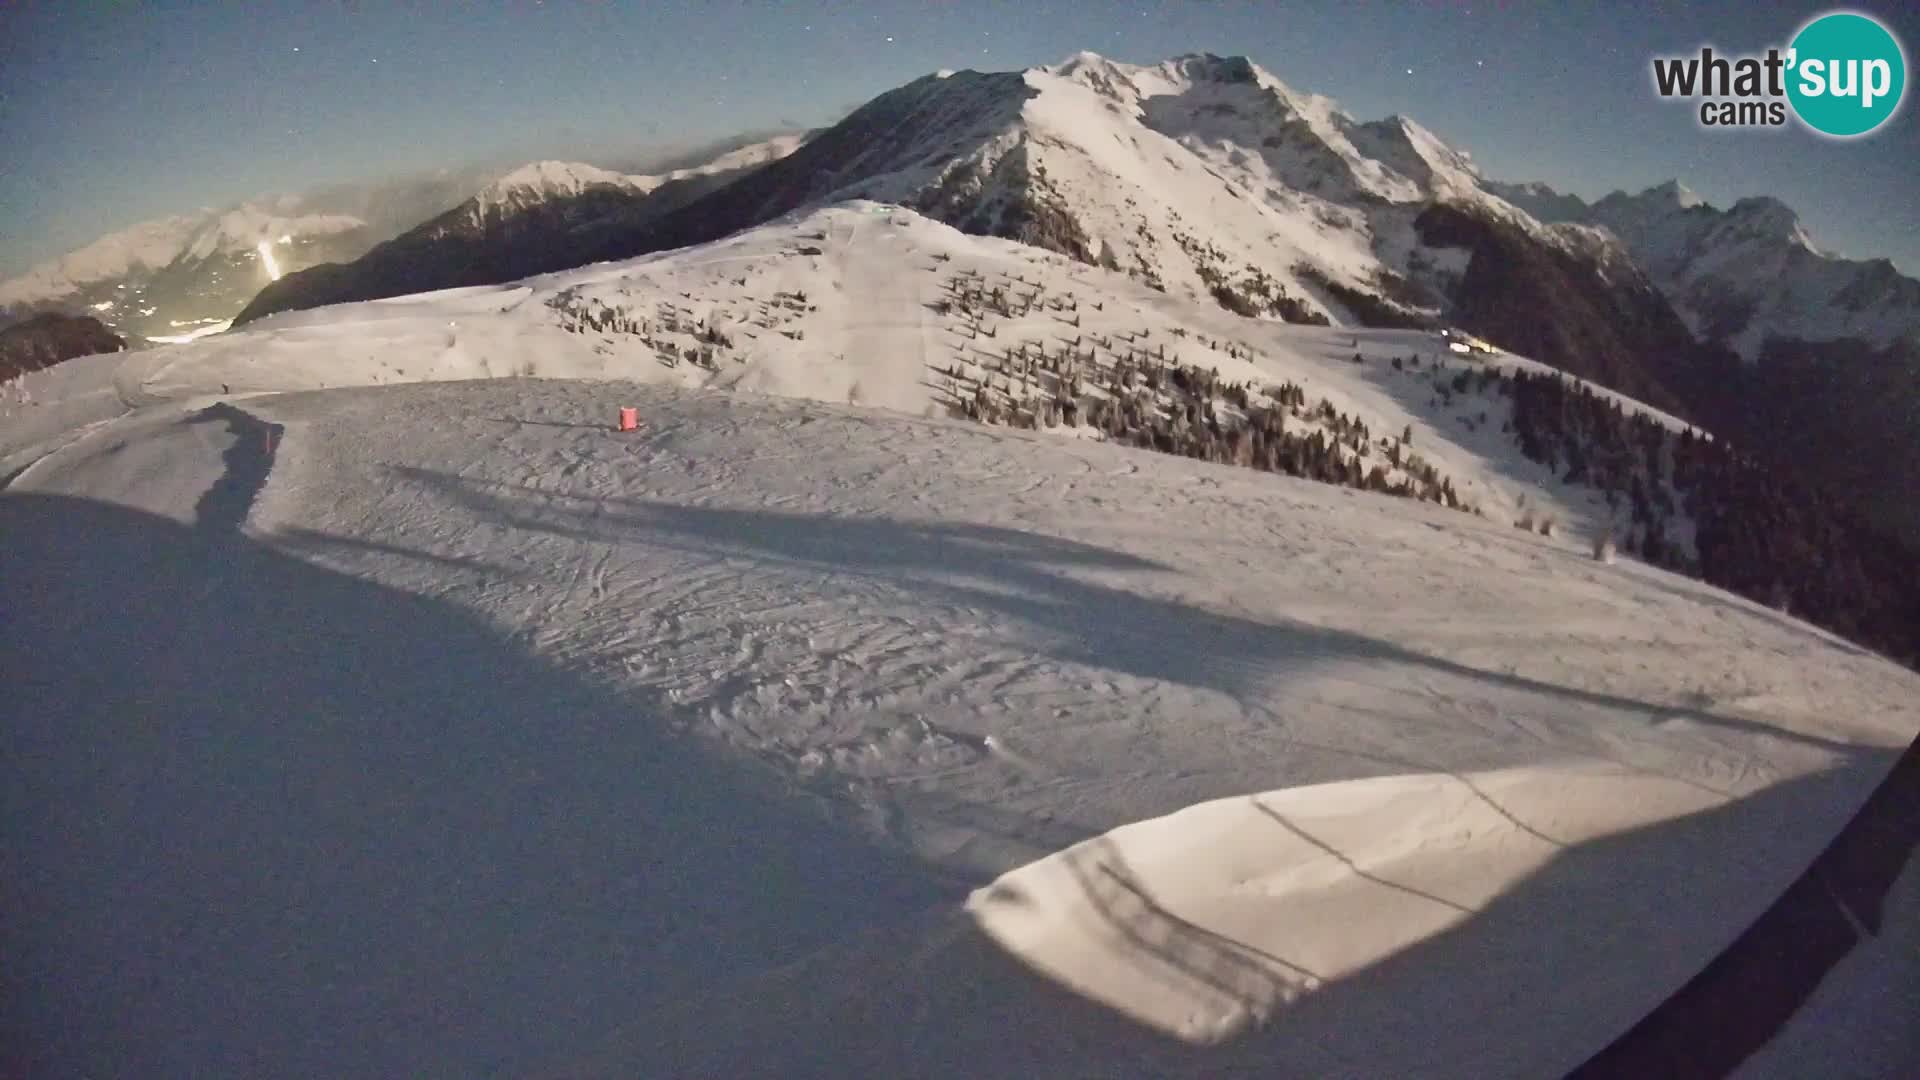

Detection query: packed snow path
xmin=5 ymin=377 xmax=1914 ymax=1077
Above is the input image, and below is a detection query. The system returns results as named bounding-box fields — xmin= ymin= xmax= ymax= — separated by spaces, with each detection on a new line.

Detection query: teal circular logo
xmin=1786 ymin=12 xmax=1907 ymax=137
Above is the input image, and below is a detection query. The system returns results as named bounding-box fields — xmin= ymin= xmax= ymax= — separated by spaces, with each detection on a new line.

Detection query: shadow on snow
xmin=5 ymin=475 xmax=1900 ymax=1078
xmin=0 ymin=492 xmax=953 ymax=1079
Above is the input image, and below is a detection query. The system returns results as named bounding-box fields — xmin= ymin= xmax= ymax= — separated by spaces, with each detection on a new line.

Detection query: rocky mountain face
xmin=0 ymin=313 xmax=126 ymax=379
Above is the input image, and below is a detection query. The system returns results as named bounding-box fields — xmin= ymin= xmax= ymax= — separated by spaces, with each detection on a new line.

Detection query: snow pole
xmin=617 ymin=407 xmax=639 ymax=432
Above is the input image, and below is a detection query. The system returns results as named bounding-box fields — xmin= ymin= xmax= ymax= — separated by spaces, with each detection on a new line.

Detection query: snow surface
xmin=4 ymin=201 xmax=1916 ymax=1078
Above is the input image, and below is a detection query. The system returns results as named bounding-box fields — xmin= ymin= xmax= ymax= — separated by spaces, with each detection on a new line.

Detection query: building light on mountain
xmin=1440 ymin=327 xmax=1500 ymax=356
xmin=256 ymin=241 xmax=283 ymax=281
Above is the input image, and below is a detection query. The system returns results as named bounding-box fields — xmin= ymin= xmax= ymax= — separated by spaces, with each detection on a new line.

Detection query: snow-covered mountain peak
xmin=1649 ymin=178 xmax=1705 ymax=210
xmin=2 ymin=170 xmax=507 ymax=340
xmin=1051 ymin=49 xmax=1121 ymax=76
xmin=1347 ymin=113 xmax=1486 ymax=201
xmin=458 ymin=160 xmax=671 ymax=225
xmin=1042 ymin=51 xmax=1311 ymax=116
xmin=1585 ymin=180 xmax=1706 ymax=219
xmin=657 ymin=134 xmax=808 ymax=183
xmin=483 ymin=160 xmax=646 ymax=201
xmin=1726 ymin=195 xmax=1818 ymax=250
xmin=452 ymin=49 xmax=1631 ymax=342
xmin=181 ymin=204 xmax=366 ymax=262
xmin=493 ymin=139 xmax=800 ymax=223
xmin=474 ymin=138 xmax=808 ymax=218
xmin=1028 ymin=51 xmax=1421 ymax=207
xmin=1039 ymin=50 xmax=1144 ymax=107
xmin=1044 ymin=51 xmax=1511 ymax=214
xmin=1594 ymin=184 xmax=1816 ymax=253
xmin=1051 ymin=50 xmax=1279 ymax=91
xmin=1161 ymin=51 xmax=1266 ymax=87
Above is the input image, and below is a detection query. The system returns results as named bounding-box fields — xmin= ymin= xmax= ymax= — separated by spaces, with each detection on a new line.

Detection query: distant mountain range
xmin=0 ymin=137 xmax=801 ymax=344
xmin=229 ymin=136 xmax=806 ymax=326
xmin=0 ymin=168 xmax=495 ymax=342
xmin=1488 ymin=178 xmax=1920 ymax=357
xmin=12 ymin=51 xmax=1917 ymax=539
xmin=0 ymin=205 xmax=374 ymax=343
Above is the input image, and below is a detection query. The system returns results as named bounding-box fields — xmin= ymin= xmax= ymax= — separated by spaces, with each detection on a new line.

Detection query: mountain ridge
xmin=1487 ymin=178 xmax=1920 ymax=356
xmin=237 ymin=50 xmax=1674 ymax=409
xmin=230 ymin=134 xmax=809 ymax=325
xmin=0 ymin=139 xmax=807 ymax=343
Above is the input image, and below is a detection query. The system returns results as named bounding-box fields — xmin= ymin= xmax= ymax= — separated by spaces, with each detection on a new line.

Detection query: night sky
xmin=3 ymin=1 xmax=1916 ymax=277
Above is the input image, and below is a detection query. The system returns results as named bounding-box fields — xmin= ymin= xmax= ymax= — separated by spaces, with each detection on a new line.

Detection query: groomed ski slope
xmin=6 ymin=374 xmax=1915 ymax=1078
xmin=4 ymin=203 xmax=1916 ymax=1077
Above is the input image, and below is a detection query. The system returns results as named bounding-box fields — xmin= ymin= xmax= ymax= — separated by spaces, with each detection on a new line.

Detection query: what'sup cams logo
xmin=1652 ymin=10 xmax=1907 ymax=137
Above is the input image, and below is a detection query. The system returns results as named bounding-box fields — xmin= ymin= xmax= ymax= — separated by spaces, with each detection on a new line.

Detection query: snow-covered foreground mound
xmin=5 ymin=376 xmax=1914 ymax=1077
xmin=972 ymin=765 xmax=1730 ymax=1045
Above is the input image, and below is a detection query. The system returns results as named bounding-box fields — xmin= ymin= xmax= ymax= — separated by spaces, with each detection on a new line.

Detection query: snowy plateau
xmin=4 ymin=55 xmax=1917 ymax=1080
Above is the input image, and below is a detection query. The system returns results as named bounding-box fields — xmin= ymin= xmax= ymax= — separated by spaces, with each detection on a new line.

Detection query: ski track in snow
xmin=4 ymin=204 xmax=1917 ymax=1078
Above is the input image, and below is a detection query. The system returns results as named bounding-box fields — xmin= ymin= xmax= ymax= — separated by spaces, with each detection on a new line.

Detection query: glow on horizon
xmin=149 ymin=319 xmax=233 ymax=344
xmin=257 ymin=240 xmax=282 ymax=281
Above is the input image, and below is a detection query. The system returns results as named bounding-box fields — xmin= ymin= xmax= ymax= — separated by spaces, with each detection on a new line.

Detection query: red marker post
xmin=617 ymin=407 xmax=639 ymax=432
